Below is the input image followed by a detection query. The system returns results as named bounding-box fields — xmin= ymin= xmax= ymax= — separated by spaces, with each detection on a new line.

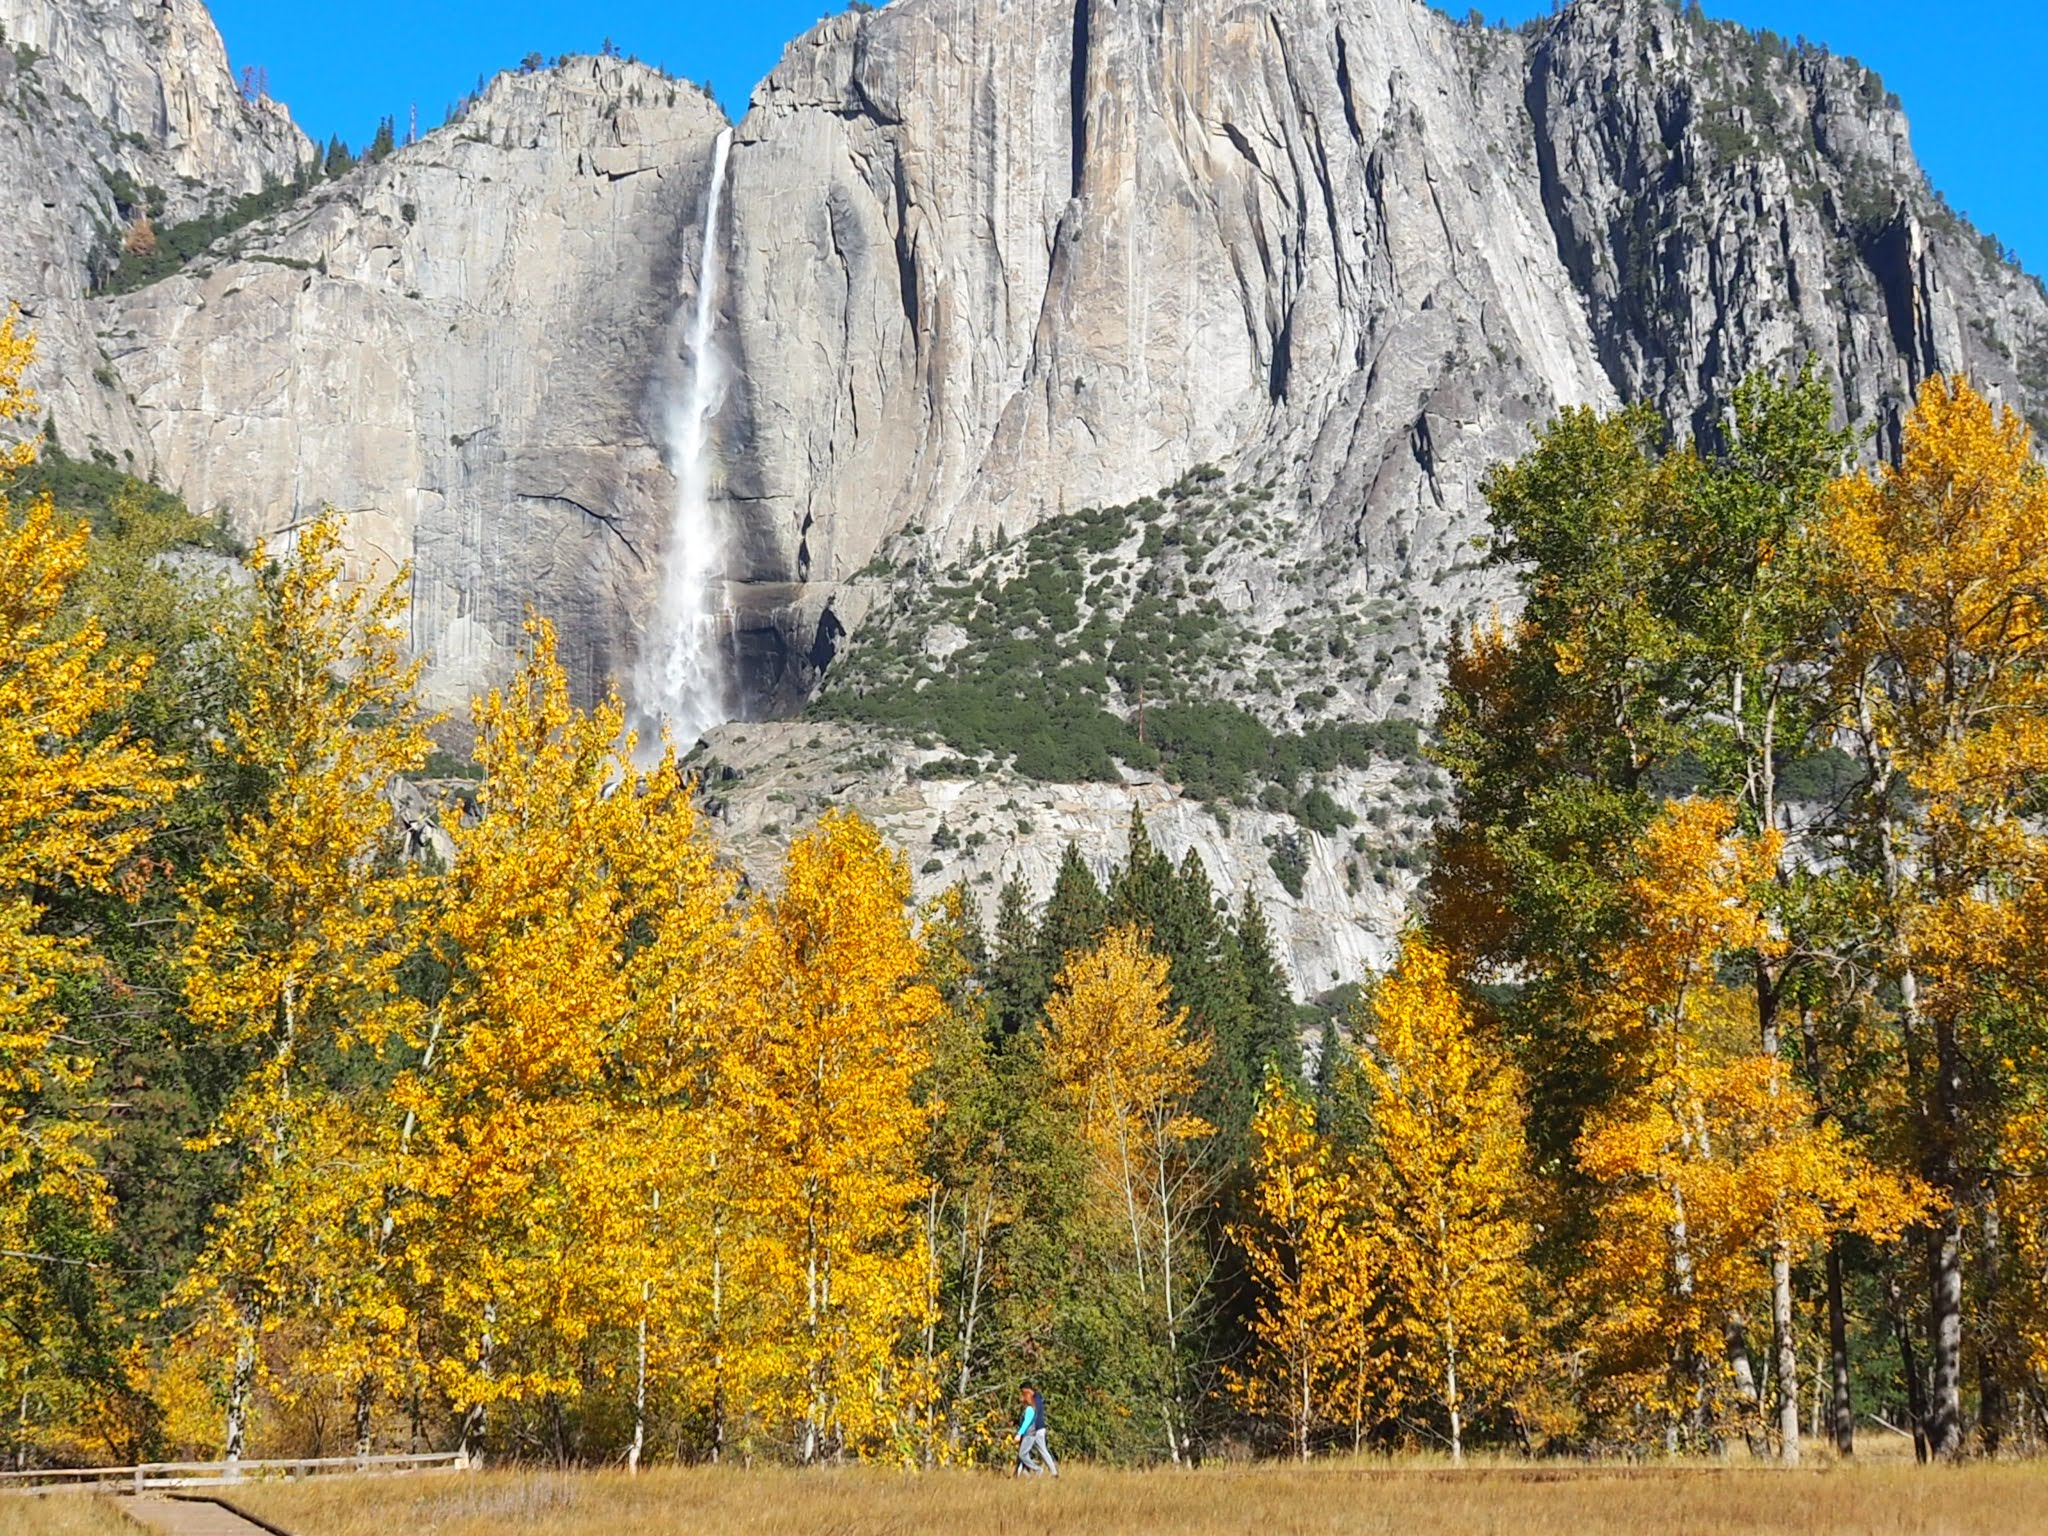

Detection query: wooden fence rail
xmin=0 ymin=1449 xmax=466 ymax=1494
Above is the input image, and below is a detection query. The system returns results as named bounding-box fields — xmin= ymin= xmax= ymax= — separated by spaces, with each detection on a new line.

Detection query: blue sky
xmin=207 ymin=0 xmax=2045 ymax=274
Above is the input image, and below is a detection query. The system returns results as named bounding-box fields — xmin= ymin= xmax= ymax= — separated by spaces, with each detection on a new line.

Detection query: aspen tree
xmin=1041 ymin=922 xmax=1214 ymax=1462
xmin=419 ymin=619 xmax=739 ymax=1463
xmin=0 ymin=317 xmax=176 ymax=1446
xmin=605 ymin=729 xmax=743 ymax=1469
xmin=1574 ymin=801 xmax=1925 ymax=1447
xmin=911 ymin=885 xmax=1001 ymax=1462
xmin=1229 ymin=1066 xmax=1383 ymax=1459
xmin=742 ymin=810 xmax=939 ymax=1462
xmin=178 ymin=511 xmax=432 ymax=1464
xmin=1357 ymin=937 xmax=1533 ymax=1463
xmin=1823 ymin=377 xmax=2048 ymax=1458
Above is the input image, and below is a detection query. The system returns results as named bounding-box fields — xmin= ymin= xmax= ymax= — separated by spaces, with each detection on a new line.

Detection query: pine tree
xmin=1035 ymin=841 xmax=1105 ymax=985
xmin=1107 ymin=806 xmax=1175 ymax=929
xmin=1163 ymin=848 xmax=1256 ymax=1158
xmin=367 ymin=116 xmax=396 ymax=163
xmin=1235 ymin=893 xmax=1301 ymax=1085
xmin=986 ymin=875 xmax=1044 ymax=1043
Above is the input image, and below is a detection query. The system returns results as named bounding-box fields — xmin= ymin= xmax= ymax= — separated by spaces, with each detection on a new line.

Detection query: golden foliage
xmin=1042 ymin=922 xmax=1209 ymax=1153
xmin=1823 ymin=376 xmax=2048 ymax=1018
xmin=1572 ymin=800 xmax=1926 ymax=1438
xmin=1357 ymin=936 xmax=1535 ymax=1461
xmin=735 ymin=809 xmax=940 ymax=1461
xmin=1227 ymin=1067 xmax=1387 ymax=1458
xmin=1041 ymin=922 xmax=1214 ymax=1460
xmin=174 ymin=508 xmax=437 ymax=1454
xmin=418 ymin=617 xmax=740 ymax=1446
xmin=0 ymin=320 xmax=176 ymax=1420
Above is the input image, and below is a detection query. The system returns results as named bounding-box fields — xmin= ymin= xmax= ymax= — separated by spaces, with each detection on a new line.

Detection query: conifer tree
xmin=1108 ymin=806 xmax=1175 ymax=929
xmin=985 ymin=875 xmax=1044 ymax=1043
xmin=1035 ymin=841 xmax=1106 ymax=984
xmin=1235 ymin=893 xmax=1301 ymax=1086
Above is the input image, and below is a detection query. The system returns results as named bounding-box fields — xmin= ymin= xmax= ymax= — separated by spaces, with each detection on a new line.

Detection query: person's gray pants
xmin=1021 ymin=1428 xmax=1057 ymax=1475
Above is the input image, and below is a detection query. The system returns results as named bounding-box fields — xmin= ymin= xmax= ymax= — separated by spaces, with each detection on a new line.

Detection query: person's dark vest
xmin=1032 ymin=1392 xmax=1048 ymax=1431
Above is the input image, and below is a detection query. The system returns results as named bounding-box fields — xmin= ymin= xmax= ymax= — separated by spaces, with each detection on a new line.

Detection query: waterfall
xmin=638 ymin=127 xmax=735 ymax=749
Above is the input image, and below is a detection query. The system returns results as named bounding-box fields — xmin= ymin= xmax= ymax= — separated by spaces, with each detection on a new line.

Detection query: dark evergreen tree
xmin=367 ymin=115 xmax=397 ymax=163
xmin=1168 ymin=849 xmax=1257 ymax=1160
xmin=1310 ymin=1012 xmax=1362 ymax=1140
xmin=987 ymin=874 xmax=1045 ymax=1043
xmin=1107 ymin=804 xmax=1175 ymax=931
xmin=1035 ymin=841 xmax=1105 ymax=989
xmin=1233 ymin=892 xmax=1301 ymax=1085
xmin=323 ymin=134 xmax=355 ymax=178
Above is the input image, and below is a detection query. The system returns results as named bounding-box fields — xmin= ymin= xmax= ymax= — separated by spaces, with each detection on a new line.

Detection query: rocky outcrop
xmin=707 ymin=721 xmax=1422 ymax=995
xmin=1524 ymin=0 xmax=2047 ymax=452
xmin=0 ymin=0 xmax=307 ymax=461
xmin=104 ymin=62 xmax=729 ymax=716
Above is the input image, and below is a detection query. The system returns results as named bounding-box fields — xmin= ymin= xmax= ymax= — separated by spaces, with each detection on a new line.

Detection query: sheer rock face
xmin=105 ymin=63 xmax=730 ymax=716
xmin=0 ymin=0 xmax=307 ymax=462
xmin=63 ymin=0 xmax=2048 ymax=722
xmin=1523 ymin=0 xmax=2047 ymax=453
xmin=713 ymin=0 xmax=2046 ymax=690
xmin=718 ymin=0 xmax=1620 ymax=694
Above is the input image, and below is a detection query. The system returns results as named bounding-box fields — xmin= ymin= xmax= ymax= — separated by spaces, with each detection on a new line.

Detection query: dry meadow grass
xmin=2 ymin=1492 xmax=146 ymax=1535
xmin=10 ymin=1457 xmax=2048 ymax=1535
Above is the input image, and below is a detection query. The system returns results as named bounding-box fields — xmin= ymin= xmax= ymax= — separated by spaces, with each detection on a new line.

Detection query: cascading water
xmin=637 ymin=127 xmax=736 ymax=748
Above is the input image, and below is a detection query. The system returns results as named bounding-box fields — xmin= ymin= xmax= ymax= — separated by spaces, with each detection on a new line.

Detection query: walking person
xmin=1012 ymin=1384 xmax=1058 ymax=1478
xmin=1026 ymin=1385 xmax=1058 ymax=1477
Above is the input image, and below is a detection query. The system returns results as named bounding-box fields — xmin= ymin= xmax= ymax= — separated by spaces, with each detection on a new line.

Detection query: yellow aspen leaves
xmin=1823 ymin=376 xmax=2048 ymax=1016
xmin=1228 ymin=1067 xmax=1386 ymax=1459
xmin=175 ymin=508 xmax=436 ymax=1458
xmin=739 ymin=810 xmax=940 ymax=1462
xmin=0 ymin=321 xmax=176 ymax=1428
xmin=1356 ymin=936 xmax=1535 ymax=1464
xmin=1572 ymin=800 xmax=1926 ymax=1440
xmin=1042 ymin=923 xmax=1213 ymax=1462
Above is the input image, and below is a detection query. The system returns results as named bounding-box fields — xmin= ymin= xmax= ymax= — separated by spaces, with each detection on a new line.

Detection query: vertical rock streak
xmin=640 ymin=126 xmax=736 ymax=746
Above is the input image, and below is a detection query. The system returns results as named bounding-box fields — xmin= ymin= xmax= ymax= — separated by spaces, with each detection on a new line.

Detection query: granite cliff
xmin=6 ymin=0 xmax=2045 ymax=991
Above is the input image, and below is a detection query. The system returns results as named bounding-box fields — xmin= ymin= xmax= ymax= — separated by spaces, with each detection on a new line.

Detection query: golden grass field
xmin=10 ymin=1457 xmax=2048 ymax=1536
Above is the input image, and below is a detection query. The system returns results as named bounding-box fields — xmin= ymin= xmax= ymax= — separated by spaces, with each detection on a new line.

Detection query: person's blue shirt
xmin=1016 ymin=1401 xmax=1038 ymax=1438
